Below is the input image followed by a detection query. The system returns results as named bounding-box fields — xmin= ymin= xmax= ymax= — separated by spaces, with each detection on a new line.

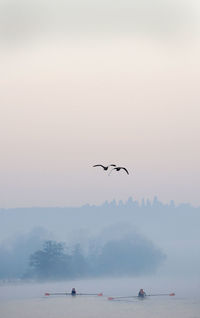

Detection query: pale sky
xmin=0 ymin=0 xmax=200 ymax=207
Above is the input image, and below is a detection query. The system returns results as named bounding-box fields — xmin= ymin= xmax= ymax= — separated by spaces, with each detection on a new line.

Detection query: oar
xmin=45 ymin=292 xmax=103 ymax=296
xmin=108 ymin=293 xmax=175 ymax=300
xmin=45 ymin=293 xmax=70 ymax=296
xmin=147 ymin=293 xmax=175 ymax=297
xmin=76 ymin=293 xmax=103 ymax=296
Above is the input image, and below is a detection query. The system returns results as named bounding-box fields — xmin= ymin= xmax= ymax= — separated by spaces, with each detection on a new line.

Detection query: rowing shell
xmin=45 ymin=292 xmax=103 ymax=296
xmin=108 ymin=293 xmax=175 ymax=300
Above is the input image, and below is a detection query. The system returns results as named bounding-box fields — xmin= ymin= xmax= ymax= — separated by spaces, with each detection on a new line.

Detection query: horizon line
xmin=0 ymin=196 xmax=199 ymax=210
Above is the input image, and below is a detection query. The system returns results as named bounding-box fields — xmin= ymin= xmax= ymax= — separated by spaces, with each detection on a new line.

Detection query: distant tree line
xmin=26 ymin=239 xmax=165 ymax=280
xmin=0 ymin=197 xmax=198 ymax=281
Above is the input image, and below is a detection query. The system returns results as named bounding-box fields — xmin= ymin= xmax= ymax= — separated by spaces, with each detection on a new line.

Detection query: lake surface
xmin=0 ymin=277 xmax=200 ymax=318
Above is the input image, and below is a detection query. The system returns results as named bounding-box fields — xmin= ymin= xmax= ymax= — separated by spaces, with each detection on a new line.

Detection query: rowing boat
xmin=45 ymin=292 xmax=103 ymax=297
xmin=108 ymin=293 xmax=175 ymax=300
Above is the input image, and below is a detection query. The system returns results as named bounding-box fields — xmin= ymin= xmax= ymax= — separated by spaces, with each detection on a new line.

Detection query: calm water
xmin=0 ymin=277 xmax=200 ymax=318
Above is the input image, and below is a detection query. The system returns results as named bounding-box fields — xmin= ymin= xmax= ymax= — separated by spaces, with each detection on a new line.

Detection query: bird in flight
xmin=109 ymin=166 xmax=129 ymax=175
xmin=93 ymin=164 xmax=116 ymax=171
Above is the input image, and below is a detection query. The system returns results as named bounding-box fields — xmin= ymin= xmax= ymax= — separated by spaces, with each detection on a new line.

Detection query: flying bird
xmin=109 ymin=166 xmax=129 ymax=175
xmin=93 ymin=164 xmax=116 ymax=171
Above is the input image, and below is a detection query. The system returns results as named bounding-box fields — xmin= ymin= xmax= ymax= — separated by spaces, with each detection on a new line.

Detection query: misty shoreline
xmin=0 ymin=197 xmax=199 ymax=284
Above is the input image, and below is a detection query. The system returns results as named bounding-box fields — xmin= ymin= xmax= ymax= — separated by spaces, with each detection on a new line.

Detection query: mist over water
xmin=0 ymin=277 xmax=200 ymax=318
xmin=0 ymin=276 xmax=200 ymax=301
xmin=0 ymin=198 xmax=200 ymax=279
xmin=0 ymin=197 xmax=200 ymax=318
xmin=0 ymin=198 xmax=199 ymax=281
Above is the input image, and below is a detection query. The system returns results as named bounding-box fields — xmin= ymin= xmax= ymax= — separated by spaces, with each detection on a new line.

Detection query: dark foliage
xmin=28 ymin=238 xmax=165 ymax=280
xmin=29 ymin=241 xmax=72 ymax=279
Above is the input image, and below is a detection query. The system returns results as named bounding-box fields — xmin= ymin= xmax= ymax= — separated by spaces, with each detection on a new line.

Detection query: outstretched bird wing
xmin=93 ymin=165 xmax=106 ymax=169
xmin=121 ymin=167 xmax=129 ymax=174
xmin=109 ymin=167 xmax=129 ymax=175
xmin=109 ymin=164 xmax=116 ymax=167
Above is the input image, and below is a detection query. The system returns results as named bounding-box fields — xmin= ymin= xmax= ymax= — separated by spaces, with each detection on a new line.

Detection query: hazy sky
xmin=0 ymin=0 xmax=200 ymax=207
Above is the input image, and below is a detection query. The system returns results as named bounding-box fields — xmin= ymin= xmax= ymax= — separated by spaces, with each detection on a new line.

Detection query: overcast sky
xmin=0 ymin=0 xmax=200 ymax=207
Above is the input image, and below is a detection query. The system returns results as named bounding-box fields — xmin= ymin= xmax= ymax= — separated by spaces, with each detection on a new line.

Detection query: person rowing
xmin=107 ymin=291 xmax=175 ymax=301
xmin=45 ymin=290 xmax=103 ymax=296
xmin=138 ymin=289 xmax=146 ymax=298
xmin=71 ymin=288 xmax=76 ymax=295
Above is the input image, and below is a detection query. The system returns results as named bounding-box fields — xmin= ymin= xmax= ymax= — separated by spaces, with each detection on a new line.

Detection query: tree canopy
xmin=28 ymin=238 xmax=165 ymax=280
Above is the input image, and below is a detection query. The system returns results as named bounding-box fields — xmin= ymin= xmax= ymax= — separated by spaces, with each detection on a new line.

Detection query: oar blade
xmin=98 ymin=293 xmax=103 ymax=296
xmin=108 ymin=297 xmax=114 ymax=300
xmin=169 ymin=293 xmax=175 ymax=296
xmin=45 ymin=293 xmax=50 ymax=296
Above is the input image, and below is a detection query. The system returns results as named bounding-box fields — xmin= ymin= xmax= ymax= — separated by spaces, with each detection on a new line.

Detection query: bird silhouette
xmin=109 ymin=166 xmax=129 ymax=175
xmin=93 ymin=164 xmax=116 ymax=171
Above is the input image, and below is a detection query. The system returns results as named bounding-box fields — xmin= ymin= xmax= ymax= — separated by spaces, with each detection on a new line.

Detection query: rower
xmin=138 ymin=289 xmax=146 ymax=298
xmin=71 ymin=288 xmax=76 ymax=295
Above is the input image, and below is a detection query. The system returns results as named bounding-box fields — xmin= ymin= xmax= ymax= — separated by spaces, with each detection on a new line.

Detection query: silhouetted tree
xmin=29 ymin=240 xmax=71 ymax=279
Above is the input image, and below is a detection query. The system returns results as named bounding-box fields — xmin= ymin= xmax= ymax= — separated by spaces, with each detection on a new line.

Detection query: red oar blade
xmin=45 ymin=293 xmax=50 ymax=296
xmin=98 ymin=293 xmax=103 ymax=296
xmin=169 ymin=293 xmax=175 ymax=296
xmin=108 ymin=297 xmax=114 ymax=300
